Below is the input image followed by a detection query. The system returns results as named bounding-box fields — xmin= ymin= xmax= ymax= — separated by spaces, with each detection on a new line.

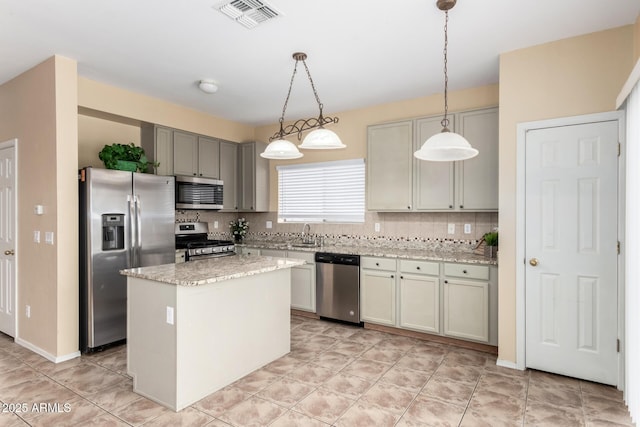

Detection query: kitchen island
xmin=120 ymin=254 xmax=304 ymax=411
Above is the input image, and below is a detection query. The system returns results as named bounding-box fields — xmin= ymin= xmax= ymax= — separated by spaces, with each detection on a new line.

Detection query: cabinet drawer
xmin=399 ymin=259 xmax=439 ymax=276
xmin=261 ymin=249 xmax=286 ymax=258
xmin=240 ymin=247 xmax=261 ymax=256
xmin=287 ymin=251 xmax=315 ymax=263
xmin=444 ymin=263 xmax=489 ymax=280
xmin=361 ymin=257 xmax=396 ymax=271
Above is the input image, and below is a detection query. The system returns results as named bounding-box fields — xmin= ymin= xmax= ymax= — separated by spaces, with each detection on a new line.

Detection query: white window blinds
xmin=277 ymin=159 xmax=365 ymax=223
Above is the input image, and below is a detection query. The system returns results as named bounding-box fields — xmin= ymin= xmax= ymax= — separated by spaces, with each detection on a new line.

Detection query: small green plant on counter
xmin=483 ymin=231 xmax=498 ymax=247
xmin=98 ymin=143 xmax=158 ymax=173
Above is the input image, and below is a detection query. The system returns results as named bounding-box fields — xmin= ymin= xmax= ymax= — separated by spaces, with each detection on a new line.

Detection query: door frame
xmin=0 ymin=138 xmax=18 ymax=338
xmin=515 ymin=111 xmax=626 ymax=388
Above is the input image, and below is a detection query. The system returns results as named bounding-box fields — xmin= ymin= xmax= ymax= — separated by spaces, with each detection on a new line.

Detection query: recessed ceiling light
xmin=198 ymin=79 xmax=218 ymax=94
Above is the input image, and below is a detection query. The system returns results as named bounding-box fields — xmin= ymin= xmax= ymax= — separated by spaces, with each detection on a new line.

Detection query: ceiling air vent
xmin=215 ymin=0 xmax=281 ymax=29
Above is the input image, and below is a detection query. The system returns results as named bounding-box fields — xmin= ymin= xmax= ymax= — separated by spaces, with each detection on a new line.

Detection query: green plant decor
xmin=483 ymin=231 xmax=499 ymax=247
xmin=98 ymin=143 xmax=158 ymax=173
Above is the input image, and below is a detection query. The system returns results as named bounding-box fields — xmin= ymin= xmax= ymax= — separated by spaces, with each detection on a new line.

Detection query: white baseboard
xmin=496 ymin=358 xmax=523 ymax=371
xmin=15 ymin=337 xmax=80 ymax=363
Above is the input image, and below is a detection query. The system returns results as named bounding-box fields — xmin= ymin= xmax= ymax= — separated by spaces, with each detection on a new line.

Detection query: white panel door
xmin=0 ymin=141 xmax=16 ymax=337
xmin=525 ymin=121 xmax=619 ymax=385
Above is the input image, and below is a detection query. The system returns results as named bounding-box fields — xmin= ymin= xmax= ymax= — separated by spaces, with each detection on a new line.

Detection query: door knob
xmin=529 ymin=258 xmax=539 ymax=266
xmin=4 ymin=250 xmax=14 ymax=256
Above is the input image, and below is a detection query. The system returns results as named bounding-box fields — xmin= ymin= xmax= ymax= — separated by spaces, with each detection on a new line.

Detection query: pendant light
xmin=414 ymin=0 xmax=478 ymax=162
xmin=261 ymin=52 xmax=343 ymax=159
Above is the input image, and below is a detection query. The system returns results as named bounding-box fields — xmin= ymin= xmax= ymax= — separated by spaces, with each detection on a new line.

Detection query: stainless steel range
xmin=175 ymin=222 xmax=235 ymax=261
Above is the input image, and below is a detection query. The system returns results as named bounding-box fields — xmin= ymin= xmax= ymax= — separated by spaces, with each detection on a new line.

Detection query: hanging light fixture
xmin=261 ymin=52 xmax=343 ymax=159
xmin=414 ymin=0 xmax=478 ymax=162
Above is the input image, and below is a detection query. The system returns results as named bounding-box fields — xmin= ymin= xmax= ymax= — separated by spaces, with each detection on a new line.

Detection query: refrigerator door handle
xmin=128 ymin=194 xmax=136 ymax=268
xmin=135 ymin=194 xmax=142 ymax=266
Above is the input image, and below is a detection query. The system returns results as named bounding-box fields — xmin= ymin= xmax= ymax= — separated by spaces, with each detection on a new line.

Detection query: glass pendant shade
xmin=299 ymin=128 xmax=345 ymax=150
xmin=414 ymin=130 xmax=478 ymax=161
xmin=260 ymin=139 xmax=303 ymax=159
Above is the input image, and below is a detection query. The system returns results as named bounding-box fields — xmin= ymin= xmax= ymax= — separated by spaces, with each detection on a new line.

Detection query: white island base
xmin=126 ymin=267 xmax=292 ymax=411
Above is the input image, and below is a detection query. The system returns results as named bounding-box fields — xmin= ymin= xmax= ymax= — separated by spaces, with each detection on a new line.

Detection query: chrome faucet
xmin=301 ymin=223 xmax=311 ymax=244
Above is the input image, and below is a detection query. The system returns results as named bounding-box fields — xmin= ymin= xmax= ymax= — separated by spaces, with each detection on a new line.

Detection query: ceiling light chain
xmin=413 ymin=0 xmax=479 ymax=162
xmin=267 ymin=52 xmax=342 ymax=144
xmin=441 ymin=9 xmax=450 ymax=130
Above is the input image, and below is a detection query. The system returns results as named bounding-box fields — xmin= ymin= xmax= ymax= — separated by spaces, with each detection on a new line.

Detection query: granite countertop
xmin=120 ymin=254 xmax=305 ymax=287
xmin=238 ymin=241 xmax=498 ymax=266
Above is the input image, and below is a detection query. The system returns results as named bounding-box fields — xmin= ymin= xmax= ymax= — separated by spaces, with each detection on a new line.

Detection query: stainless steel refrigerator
xmin=79 ymin=167 xmax=175 ymax=353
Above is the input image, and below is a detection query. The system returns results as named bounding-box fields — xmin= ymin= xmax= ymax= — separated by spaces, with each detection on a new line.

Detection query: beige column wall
xmin=0 ymin=55 xmax=79 ymax=357
xmin=498 ymin=25 xmax=634 ymax=363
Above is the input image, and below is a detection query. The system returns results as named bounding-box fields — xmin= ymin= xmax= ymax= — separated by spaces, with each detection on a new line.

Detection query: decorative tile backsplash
xmin=177 ymin=210 xmax=498 ymax=251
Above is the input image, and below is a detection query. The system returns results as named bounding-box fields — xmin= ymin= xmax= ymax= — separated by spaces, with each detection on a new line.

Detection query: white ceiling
xmin=1 ymin=0 xmax=639 ymax=126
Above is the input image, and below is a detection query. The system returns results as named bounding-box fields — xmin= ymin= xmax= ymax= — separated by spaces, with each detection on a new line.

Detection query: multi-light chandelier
xmin=261 ymin=52 xmax=344 ymax=160
xmin=414 ymin=0 xmax=478 ymax=162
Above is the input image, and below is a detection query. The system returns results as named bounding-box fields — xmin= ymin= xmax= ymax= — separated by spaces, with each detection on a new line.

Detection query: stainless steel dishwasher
xmin=315 ymin=252 xmax=361 ymax=325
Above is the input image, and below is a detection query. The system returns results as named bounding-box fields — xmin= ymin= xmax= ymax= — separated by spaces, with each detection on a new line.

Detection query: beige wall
xmin=0 ymin=56 xmax=78 ymax=357
xmin=78 ymin=78 xmax=255 ymax=143
xmin=255 ymin=84 xmax=499 ymax=211
xmin=498 ymin=25 xmax=634 ymax=363
xmin=78 ymin=115 xmax=141 ymax=168
xmin=635 ymin=14 xmax=640 ymax=62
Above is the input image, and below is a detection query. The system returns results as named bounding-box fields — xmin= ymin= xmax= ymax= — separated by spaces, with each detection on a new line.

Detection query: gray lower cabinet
xmin=360 ymin=257 xmax=397 ymax=326
xmin=361 ymin=256 xmax=497 ymax=345
xmin=287 ymin=252 xmax=316 ymax=312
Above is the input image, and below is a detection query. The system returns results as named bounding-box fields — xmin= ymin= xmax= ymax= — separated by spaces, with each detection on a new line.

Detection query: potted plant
xmin=98 ymin=143 xmax=158 ymax=173
xmin=483 ymin=230 xmax=498 ymax=259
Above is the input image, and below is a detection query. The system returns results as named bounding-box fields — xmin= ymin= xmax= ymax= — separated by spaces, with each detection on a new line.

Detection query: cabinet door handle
xmin=462 ymin=269 xmax=468 ymax=274
xmin=460 ymin=205 xmax=464 ymax=209
xmin=375 ymin=262 xmax=379 ymax=266
xmin=400 ymin=275 xmax=404 ymax=279
xmin=407 ymin=205 xmax=411 ymax=210
xmin=391 ymin=275 xmax=394 ymax=279
xmin=444 ymin=280 xmax=448 ymax=284
xmin=449 ymin=205 xmax=453 ymax=209
xmin=416 ymin=266 xmax=421 ymax=270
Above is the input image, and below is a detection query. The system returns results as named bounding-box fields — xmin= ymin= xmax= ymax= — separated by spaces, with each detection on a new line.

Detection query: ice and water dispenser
xmin=102 ymin=214 xmax=125 ymax=250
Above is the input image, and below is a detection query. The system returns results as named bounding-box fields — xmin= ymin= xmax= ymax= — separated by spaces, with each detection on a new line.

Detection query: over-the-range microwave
xmin=175 ymin=175 xmax=223 ymax=210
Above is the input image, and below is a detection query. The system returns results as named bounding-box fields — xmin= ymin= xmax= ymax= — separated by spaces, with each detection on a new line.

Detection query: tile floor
xmin=0 ymin=315 xmax=635 ymax=426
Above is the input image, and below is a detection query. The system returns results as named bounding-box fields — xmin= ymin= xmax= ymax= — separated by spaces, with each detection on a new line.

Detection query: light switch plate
xmin=33 ymin=230 xmax=40 ymax=243
xmin=374 ymin=222 xmax=381 ymax=232
xmin=166 ymin=306 xmax=174 ymax=325
xmin=45 ymin=231 xmax=54 ymax=245
xmin=266 ymin=221 xmax=273 ymax=229
xmin=447 ymin=223 xmax=455 ymax=234
xmin=214 ymin=221 xmax=219 ymax=229
xmin=464 ymin=224 xmax=472 ymax=234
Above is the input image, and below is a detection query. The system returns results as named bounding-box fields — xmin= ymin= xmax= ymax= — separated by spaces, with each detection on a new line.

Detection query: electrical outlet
xmin=33 ymin=230 xmax=40 ymax=243
xmin=166 ymin=306 xmax=174 ymax=325
xmin=45 ymin=231 xmax=54 ymax=245
xmin=447 ymin=223 xmax=455 ymax=234
xmin=464 ymin=224 xmax=472 ymax=234
xmin=26 ymin=305 xmax=31 ymax=318
xmin=374 ymin=222 xmax=381 ymax=232
xmin=214 ymin=221 xmax=219 ymax=229
xmin=266 ymin=221 xmax=273 ymax=229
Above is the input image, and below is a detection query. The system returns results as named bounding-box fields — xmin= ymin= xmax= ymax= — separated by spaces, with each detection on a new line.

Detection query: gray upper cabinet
xmin=219 ymin=140 xmax=238 ymax=212
xmin=141 ymin=124 xmax=174 ymax=176
xmin=367 ymin=107 xmax=498 ymax=212
xmin=366 ymin=121 xmax=413 ymax=211
xmin=173 ymin=132 xmax=220 ymax=179
xmin=238 ymin=142 xmax=269 ymax=212
xmin=455 ymin=108 xmax=499 ymax=210
xmin=414 ymin=116 xmax=455 ymax=210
